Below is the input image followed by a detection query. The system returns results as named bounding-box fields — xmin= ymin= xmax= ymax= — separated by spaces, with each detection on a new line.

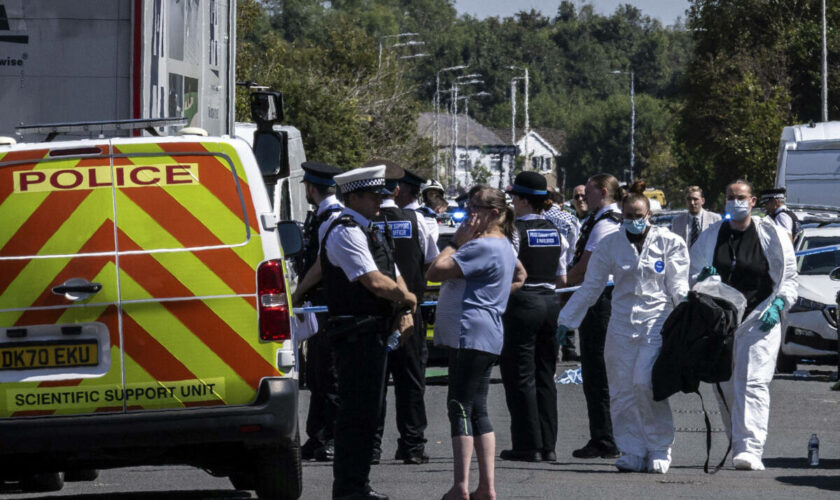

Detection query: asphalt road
xmin=3 ymin=361 xmax=839 ymax=499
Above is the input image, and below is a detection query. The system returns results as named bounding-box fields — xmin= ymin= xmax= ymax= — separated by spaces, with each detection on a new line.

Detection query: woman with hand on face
xmin=427 ymin=186 xmax=524 ymax=500
xmin=556 ymin=193 xmax=690 ymax=474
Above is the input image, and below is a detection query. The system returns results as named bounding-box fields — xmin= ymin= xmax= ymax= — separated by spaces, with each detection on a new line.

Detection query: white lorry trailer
xmin=776 ymin=121 xmax=840 ymax=207
xmin=0 ymin=0 xmax=308 ymax=220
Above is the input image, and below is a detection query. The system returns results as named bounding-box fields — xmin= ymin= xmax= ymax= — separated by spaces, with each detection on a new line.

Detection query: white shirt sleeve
xmin=325 ymin=224 xmax=380 ymax=282
xmin=556 ymin=234 xmax=568 ymax=277
xmin=584 ymin=218 xmax=620 ymax=252
xmin=416 ymin=213 xmax=440 ymax=263
xmin=558 ymin=236 xmax=612 ymax=328
xmin=774 ymin=212 xmax=794 ymax=235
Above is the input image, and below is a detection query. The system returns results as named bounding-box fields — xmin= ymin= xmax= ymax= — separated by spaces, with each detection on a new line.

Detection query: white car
xmin=777 ymin=224 xmax=840 ymax=372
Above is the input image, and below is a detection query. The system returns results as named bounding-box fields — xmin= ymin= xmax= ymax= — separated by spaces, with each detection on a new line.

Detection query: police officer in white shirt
xmin=759 ymin=187 xmax=801 ymax=242
xmin=396 ymin=168 xmax=440 ymax=246
xmin=321 ymin=165 xmax=417 ymax=500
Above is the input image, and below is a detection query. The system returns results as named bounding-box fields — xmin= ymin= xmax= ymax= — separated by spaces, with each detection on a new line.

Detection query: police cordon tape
xmin=295 ymin=245 xmax=840 ymax=314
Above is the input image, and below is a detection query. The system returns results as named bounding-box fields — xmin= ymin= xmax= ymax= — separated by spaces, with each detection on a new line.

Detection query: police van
xmin=0 ymin=116 xmax=304 ymax=498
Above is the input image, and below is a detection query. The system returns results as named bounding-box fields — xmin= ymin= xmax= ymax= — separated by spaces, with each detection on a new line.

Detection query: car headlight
xmin=789 ymin=296 xmax=828 ymax=313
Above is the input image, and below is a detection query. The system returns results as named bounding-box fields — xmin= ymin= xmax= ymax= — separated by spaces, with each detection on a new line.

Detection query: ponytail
xmin=502 ymin=205 xmax=516 ymax=241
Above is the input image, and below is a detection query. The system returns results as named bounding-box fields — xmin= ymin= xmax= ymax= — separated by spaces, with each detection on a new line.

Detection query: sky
xmin=454 ymin=0 xmax=691 ymax=26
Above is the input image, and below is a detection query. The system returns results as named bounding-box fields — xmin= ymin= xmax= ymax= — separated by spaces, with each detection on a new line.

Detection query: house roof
xmin=417 ymin=112 xmax=506 ymax=147
xmin=489 ymin=127 xmax=566 ymax=152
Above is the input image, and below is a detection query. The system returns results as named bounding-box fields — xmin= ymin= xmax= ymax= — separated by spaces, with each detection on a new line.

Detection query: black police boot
xmin=333 ymin=488 xmax=389 ymax=500
xmin=562 ymin=349 xmax=581 ymax=362
xmin=499 ymin=449 xmax=542 ymax=462
xmin=301 ymin=438 xmax=320 ymax=460
xmin=314 ymin=440 xmax=335 ymax=462
xmin=395 ymin=448 xmax=429 ymax=464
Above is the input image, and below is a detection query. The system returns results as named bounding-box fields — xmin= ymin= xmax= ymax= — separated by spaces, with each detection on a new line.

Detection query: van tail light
xmin=257 ymin=260 xmax=291 ymax=341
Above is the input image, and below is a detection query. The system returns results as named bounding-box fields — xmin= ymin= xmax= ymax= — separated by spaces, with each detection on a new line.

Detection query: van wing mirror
xmin=277 ymin=221 xmax=304 ymax=258
xmin=829 ymin=267 xmax=840 ymax=281
xmin=250 ymin=90 xmax=284 ymax=125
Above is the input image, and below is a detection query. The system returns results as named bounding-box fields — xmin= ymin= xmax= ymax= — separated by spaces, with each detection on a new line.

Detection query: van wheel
xmin=65 ymin=469 xmax=99 ymax=482
xmin=21 ymin=472 xmax=64 ymax=492
xmin=776 ymin=349 xmax=797 ymax=374
xmin=254 ymin=433 xmax=302 ymax=500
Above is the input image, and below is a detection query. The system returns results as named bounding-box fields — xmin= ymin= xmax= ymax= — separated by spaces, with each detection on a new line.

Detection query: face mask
xmin=725 ymin=199 xmax=751 ymax=220
xmin=623 ymin=218 xmax=647 ymax=235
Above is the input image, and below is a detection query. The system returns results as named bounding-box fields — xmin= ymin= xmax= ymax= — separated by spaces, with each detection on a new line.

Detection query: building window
xmin=458 ymin=154 xmax=471 ymax=171
xmin=531 ymin=156 xmax=543 ymax=171
xmin=489 ymin=154 xmax=502 ymax=172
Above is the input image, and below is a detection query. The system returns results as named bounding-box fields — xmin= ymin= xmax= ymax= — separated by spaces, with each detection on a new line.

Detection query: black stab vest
xmin=320 ymin=215 xmax=397 ymax=317
xmin=771 ymin=208 xmax=802 ymax=237
xmin=375 ymin=206 xmax=425 ymax=296
xmin=301 ymin=204 xmax=343 ymax=275
xmin=516 ymin=218 xmax=563 ymax=286
xmin=571 ymin=209 xmax=622 ymax=267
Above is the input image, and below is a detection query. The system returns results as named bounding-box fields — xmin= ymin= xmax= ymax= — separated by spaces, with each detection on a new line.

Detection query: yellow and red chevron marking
xmin=1 ymin=141 xmax=283 ymax=417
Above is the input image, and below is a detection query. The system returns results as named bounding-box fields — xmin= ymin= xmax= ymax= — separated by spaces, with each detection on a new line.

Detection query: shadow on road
xmin=765 ymin=457 xmax=840 ymax=470
xmin=775 ymin=475 xmax=840 ymax=492
xmin=0 ymin=487 xmax=251 ymax=499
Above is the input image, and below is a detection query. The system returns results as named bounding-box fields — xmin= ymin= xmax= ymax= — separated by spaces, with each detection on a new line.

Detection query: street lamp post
xmin=378 ymin=32 xmax=420 ymax=71
xmin=449 ymin=76 xmax=484 ymax=188
xmin=610 ymin=69 xmax=635 ymax=183
xmin=509 ymin=66 xmax=529 ymax=169
xmin=434 ymin=65 xmax=467 ymax=179
xmin=456 ymin=91 xmax=491 ymax=185
xmin=822 ymin=0 xmax=828 ymax=122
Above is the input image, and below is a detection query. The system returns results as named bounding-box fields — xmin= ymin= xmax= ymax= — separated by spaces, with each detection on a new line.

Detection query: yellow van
xmin=0 ymin=123 xmax=303 ymax=498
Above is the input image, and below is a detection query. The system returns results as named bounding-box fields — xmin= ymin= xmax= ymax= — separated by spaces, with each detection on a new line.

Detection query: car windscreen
xmin=797 ymin=235 xmax=840 ymax=275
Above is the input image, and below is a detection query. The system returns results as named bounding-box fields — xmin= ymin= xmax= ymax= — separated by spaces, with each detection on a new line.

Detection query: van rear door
xmin=0 ymin=143 xmax=122 ymax=418
xmin=110 ymin=139 xmax=284 ymax=412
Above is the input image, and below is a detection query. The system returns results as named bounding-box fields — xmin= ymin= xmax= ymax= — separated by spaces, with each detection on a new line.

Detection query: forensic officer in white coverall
xmin=557 ymin=193 xmax=689 ymax=473
xmin=689 ymin=179 xmax=797 ymax=471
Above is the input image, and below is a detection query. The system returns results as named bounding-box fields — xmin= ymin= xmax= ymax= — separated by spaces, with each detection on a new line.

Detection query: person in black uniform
xmin=369 ymin=162 xmax=439 ymax=465
xmin=291 ymin=161 xmax=344 ymax=462
xmin=499 ymin=172 xmax=569 ymax=463
xmin=322 ymin=164 xmax=418 ymax=500
xmin=565 ymin=173 xmax=622 ymax=459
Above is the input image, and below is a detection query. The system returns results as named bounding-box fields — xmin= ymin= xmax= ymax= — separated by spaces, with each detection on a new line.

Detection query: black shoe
xmin=499 ymin=449 xmax=542 ymax=462
xmin=370 ymin=448 xmax=381 ymax=465
xmin=395 ymin=448 xmax=429 ymax=464
xmin=334 ymin=489 xmax=389 ymax=500
xmin=541 ymin=450 xmax=557 ymax=462
xmin=301 ymin=439 xmax=320 ymax=460
xmin=562 ymin=350 xmax=581 ymax=362
xmin=314 ymin=442 xmax=334 ymax=462
xmin=572 ymin=441 xmax=621 ymax=459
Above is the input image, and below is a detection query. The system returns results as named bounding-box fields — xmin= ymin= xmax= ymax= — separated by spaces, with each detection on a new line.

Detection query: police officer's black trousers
xmin=373 ymin=310 xmax=428 ymax=455
xmin=332 ymin=327 xmax=389 ymax=497
xmin=579 ymin=288 xmax=616 ymax=448
xmin=500 ymin=289 xmax=560 ymax=452
xmin=304 ymin=320 xmax=339 ymax=449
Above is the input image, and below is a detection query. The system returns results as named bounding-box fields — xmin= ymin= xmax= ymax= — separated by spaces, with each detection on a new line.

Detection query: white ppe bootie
xmin=614 ymin=454 xmax=646 ymax=472
xmin=733 ymin=452 xmax=765 ymax=471
xmin=647 ymin=450 xmax=671 ymax=474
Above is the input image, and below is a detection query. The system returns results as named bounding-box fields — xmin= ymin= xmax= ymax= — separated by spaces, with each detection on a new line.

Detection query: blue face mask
xmin=725 ymin=199 xmax=751 ymax=221
xmin=623 ymin=218 xmax=647 ymax=235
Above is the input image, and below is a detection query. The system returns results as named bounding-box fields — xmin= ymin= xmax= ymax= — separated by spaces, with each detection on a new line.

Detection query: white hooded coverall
xmin=689 ymin=218 xmax=798 ymax=460
xmin=558 ymin=225 xmax=690 ymax=462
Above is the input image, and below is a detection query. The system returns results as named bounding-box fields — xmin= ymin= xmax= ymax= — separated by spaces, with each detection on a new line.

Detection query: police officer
xmin=322 ymin=165 xmax=418 ymax=500
xmin=370 ymin=162 xmax=440 ymax=465
xmin=396 ymin=169 xmax=440 ymax=246
xmin=759 ymin=187 xmax=801 ymax=242
xmin=499 ymin=172 xmax=568 ymax=462
xmin=565 ymin=173 xmax=622 ymax=459
xmin=291 ymin=161 xmax=344 ymax=462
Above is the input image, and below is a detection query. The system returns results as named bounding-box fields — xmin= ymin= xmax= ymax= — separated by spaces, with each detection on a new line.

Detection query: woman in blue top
xmin=428 ymin=186 xmax=522 ymax=500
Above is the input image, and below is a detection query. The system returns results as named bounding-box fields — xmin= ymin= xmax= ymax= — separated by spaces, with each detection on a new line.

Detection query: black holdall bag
xmin=653 ymin=277 xmax=747 ymax=473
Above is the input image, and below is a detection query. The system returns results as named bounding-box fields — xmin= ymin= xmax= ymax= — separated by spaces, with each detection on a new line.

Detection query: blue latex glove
xmin=759 ymin=297 xmax=786 ymax=332
xmin=697 ymin=266 xmax=717 ymax=282
xmin=555 ymin=324 xmax=569 ymax=346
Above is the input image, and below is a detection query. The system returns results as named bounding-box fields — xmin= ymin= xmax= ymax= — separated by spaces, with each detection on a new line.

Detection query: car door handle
xmin=52 ymin=283 xmax=102 ymax=295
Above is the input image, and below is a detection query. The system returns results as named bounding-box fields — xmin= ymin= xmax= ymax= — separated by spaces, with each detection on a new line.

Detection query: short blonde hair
xmin=685 ymin=186 xmax=703 ymax=197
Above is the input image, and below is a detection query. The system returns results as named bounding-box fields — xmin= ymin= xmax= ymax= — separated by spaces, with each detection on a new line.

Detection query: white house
xmin=416 ymin=112 xmax=515 ymax=192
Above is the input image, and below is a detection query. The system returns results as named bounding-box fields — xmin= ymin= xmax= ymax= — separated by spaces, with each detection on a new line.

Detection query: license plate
xmin=0 ymin=339 xmax=98 ymax=370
